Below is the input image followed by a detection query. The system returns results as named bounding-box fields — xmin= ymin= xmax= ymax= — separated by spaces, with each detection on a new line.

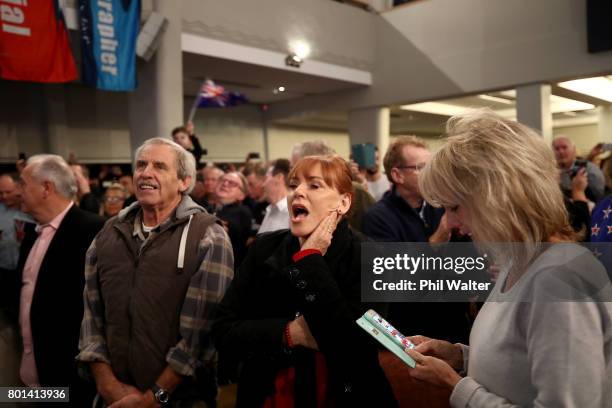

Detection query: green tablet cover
xmin=356 ymin=316 xmax=417 ymax=368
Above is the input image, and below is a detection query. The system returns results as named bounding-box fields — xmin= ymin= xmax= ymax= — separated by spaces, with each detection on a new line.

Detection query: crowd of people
xmin=0 ymin=109 xmax=610 ymax=407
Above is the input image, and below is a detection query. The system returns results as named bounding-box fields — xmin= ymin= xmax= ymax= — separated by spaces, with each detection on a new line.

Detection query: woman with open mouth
xmin=213 ymin=155 xmax=397 ymax=407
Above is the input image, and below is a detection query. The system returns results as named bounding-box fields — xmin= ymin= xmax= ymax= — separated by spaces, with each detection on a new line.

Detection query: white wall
xmin=268 ymin=0 xmax=612 ymax=121
xmin=0 ymin=78 xmax=600 ymax=164
xmin=0 ymin=82 xmax=350 ymax=164
xmin=0 ymin=81 xmax=47 ymax=162
xmin=381 ymin=0 xmax=612 ymax=97
xmin=190 ymin=105 xmax=265 ymax=163
xmin=0 ymin=80 xmax=132 ymax=163
xmin=267 ymin=126 xmax=350 ymax=161
xmin=181 ymin=0 xmax=376 ymax=72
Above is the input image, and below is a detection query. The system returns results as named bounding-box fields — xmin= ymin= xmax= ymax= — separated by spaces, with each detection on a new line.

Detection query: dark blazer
xmin=212 ymin=220 xmax=397 ymax=408
xmin=363 ymin=186 xmax=443 ymax=243
xmin=363 ymin=187 xmax=471 ymax=344
xmin=9 ymin=205 xmax=104 ymax=406
xmin=216 ymin=202 xmax=253 ymax=269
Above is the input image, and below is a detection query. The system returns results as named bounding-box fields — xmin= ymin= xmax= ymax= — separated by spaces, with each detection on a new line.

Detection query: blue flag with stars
xmin=591 ymin=196 xmax=612 ymax=242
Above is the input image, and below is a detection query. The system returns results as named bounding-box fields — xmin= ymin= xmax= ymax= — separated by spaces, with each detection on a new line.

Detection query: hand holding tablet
xmin=356 ymin=309 xmax=417 ymax=368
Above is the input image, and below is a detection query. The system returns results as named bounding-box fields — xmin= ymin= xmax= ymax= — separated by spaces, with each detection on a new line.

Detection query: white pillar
xmin=516 ymin=84 xmax=552 ymax=144
xmin=598 ymin=105 xmax=612 ymax=143
xmin=348 ymin=106 xmax=390 ymax=170
xmin=128 ymin=0 xmax=183 ymax=157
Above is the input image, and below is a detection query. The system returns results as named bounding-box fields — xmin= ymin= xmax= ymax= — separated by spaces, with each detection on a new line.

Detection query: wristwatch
xmin=150 ymin=384 xmax=170 ymax=406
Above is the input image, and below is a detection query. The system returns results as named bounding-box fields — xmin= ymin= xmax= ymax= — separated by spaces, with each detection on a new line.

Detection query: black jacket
xmin=216 ymin=202 xmax=253 ymax=269
xmin=8 ymin=205 xmax=104 ymax=407
xmin=363 ymin=186 xmax=443 ymax=242
xmin=212 ymin=220 xmax=397 ymax=408
xmin=362 ymin=188 xmax=471 ymax=344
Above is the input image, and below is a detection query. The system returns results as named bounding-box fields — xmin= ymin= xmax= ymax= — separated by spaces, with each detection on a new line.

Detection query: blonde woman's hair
xmin=420 ymin=110 xmax=574 ymax=267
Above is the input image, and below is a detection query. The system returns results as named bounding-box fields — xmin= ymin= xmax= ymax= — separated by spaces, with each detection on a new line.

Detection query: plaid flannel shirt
xmin=76 ymin=213 xmax=234 ymax=378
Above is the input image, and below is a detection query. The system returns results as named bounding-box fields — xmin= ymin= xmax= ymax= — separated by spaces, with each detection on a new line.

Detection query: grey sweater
xmin=450 ymin=244 xmax=612 ymax=407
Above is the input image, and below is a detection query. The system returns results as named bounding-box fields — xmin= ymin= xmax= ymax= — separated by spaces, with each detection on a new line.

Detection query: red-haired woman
xmin=213 ymin=155 xmax=397 ymax=407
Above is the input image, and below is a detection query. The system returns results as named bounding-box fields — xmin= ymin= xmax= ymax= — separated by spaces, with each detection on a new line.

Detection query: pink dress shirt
xmin=19 ymin=202 xmax=73 ymax=387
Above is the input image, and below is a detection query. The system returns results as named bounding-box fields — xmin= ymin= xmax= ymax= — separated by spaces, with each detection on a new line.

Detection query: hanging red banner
xmin=0 ymin=0 xmax=77 ymax=83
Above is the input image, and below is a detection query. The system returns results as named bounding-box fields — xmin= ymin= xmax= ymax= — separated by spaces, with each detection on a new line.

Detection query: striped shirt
xmin=76 ymin=210 xmax=234 ymax=378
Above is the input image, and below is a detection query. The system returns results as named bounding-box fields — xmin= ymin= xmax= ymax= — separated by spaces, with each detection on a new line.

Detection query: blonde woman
xmin=403 ymin=110 xmax=612 ymax=407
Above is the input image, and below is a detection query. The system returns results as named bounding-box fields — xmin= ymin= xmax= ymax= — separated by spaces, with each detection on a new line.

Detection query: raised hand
xmin=300 ymin=211 xmax=340 ymax=256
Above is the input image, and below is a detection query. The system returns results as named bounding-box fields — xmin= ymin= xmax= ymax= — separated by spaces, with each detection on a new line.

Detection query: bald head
xmin=552 ymin=136 xmax=576 ymax=169
xmin=0 ymin=174 xmax=21 ymax=209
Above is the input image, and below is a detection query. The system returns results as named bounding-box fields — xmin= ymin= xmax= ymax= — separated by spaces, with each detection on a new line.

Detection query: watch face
xmin=156 ymin=389 xmax=169 ymax=404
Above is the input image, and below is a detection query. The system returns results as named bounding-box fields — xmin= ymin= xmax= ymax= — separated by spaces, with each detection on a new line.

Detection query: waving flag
xmin=0 ymin=0 xmax=77 ymax=83
xmin=187 ymin=79 xmax=249 ymax=121
xmin=196 ymin=79 xmax=248 ymax=108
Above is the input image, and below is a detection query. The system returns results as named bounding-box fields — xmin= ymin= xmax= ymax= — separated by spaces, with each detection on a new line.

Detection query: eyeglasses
xmin=220 ymin=178 xmax=241 ymax=189
xmin=104 ymin=196 xmax=125 ymax=203
xmin=396 ymin=163 xmax=427 ymax=172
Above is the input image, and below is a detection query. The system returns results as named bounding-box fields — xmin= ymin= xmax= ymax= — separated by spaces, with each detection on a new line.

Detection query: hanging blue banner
xmin=78 ymin=0 xmax=140 ymax=91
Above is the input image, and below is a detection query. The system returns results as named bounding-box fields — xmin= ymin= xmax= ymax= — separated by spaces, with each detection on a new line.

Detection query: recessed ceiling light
xmin=290 ymin=40 xmax=311 ymax=59
xmin=549 ymin=95 xmax=594 ymax=113
xmin=278 ymin=86 xmax=286 ymax=92
xmin=558 ymin=76 xmax=612 ymax=103
xmin=399 ymin=102 xmax=472 ymax=116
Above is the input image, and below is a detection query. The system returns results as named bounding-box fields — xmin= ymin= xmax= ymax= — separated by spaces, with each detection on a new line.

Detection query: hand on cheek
xmin=300 ymin=211 xmax=340 ymax=255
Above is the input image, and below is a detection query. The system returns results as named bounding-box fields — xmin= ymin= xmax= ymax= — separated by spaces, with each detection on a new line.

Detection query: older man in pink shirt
xmin=19 ymin=201 xmax=73 ymax=386
xmin=4 ymin=155 xmax=104 ymax=407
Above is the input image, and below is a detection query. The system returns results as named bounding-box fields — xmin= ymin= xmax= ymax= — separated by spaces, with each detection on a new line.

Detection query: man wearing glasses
xmin=363 ymin=136 xmax=444 ymax=243
xmin=362 ymin=137 xmax=470 ymax=345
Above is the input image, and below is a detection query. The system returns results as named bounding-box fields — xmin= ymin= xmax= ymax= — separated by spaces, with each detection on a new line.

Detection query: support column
xmin=348 ymin=106 xmax=390 ymax=170
xmin=598 ymin=105 xmax=612 ymax=143
xmin=516 ymin=84 xmax=552 ymax=144
xmin=128 ymin=0 xmax=183 ymax=158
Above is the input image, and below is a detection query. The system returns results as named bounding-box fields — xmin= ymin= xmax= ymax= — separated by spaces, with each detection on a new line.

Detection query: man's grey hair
xmin=552 ymin=135 xmax=575 ymax=148
xmin=296 ymin=140 xmax=336 ymax=159
xmin=26 ymin=154 xmax=77 ymax=199
xmin=134 ymin=138 xmax=196 ymax=194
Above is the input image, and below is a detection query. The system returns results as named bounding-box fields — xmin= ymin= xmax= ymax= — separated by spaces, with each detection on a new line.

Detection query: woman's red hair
xmin=289 ymin=155 xmax=354 ymax=197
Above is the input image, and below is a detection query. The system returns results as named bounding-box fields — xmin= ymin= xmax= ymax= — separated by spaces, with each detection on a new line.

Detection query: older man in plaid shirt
xmin=77 ymin=138 xmax=233 ymax=408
